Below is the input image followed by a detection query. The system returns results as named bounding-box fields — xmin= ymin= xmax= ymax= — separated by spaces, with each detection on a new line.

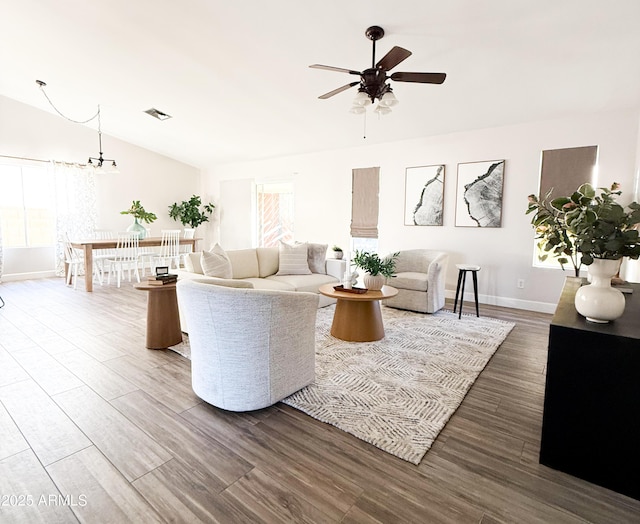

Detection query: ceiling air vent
xmin=144 ymin=108 xmax=172 ymax=121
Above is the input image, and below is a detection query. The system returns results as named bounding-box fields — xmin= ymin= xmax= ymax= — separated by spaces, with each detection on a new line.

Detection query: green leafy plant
xmin=332 ymin=245 xmax=343 ymax=252
xmin=527 ymin=183 xmax=640 ymax=274
xmin=352 ymin=250 xmax=399 ymax=278
xmin=168 ymin=195 xmax=215 ymax=229
xmin=120 ymin=200 xmax=157 ymax=223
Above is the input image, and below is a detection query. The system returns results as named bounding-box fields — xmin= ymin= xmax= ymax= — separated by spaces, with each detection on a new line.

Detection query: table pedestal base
xmin=331 ymin=299 xmax=384 ymax=342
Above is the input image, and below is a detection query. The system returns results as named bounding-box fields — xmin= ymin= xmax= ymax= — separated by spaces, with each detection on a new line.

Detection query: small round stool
xmin=453 ymin=264 xmax=481 ymax=319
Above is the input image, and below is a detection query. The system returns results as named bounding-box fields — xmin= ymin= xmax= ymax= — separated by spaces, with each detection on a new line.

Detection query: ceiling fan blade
xmin=376 ymin=46 xmax=412 ymax=71
xmin=390 ymin=72 xmax=447 ymax=84
xmin=309 ymin=64 xmax=361 ymax=75
xmin=318 ymin=82 xmax=359 ymax=99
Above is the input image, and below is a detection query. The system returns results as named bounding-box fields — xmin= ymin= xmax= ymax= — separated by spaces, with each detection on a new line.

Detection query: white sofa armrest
xmin=325 ymin=258 xmax=346 ymax=280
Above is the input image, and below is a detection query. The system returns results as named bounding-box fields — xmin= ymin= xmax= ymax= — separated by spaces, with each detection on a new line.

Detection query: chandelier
xmin=36 ymin=80 xmax=119 ymax=173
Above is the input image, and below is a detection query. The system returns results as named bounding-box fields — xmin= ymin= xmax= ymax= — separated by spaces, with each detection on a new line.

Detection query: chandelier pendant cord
xmin=37 ymin=81 xmax=99 ymax=125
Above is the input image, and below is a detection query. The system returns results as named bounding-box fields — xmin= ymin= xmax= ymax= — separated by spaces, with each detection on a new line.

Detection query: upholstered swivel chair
xmin=177 ymin=279 xmax=319 ymax=412
xmin=384 ymin=249 xmax=449 ymax=314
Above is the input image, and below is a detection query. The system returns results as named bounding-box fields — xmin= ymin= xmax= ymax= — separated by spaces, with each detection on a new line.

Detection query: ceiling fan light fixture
xmin=353 ymin=90 xmax=371 ymax=106
xmin=350 ymin=105 xmax=367 ymax=114
xmin=374 ymin=104 xmax=392 ymax=115
xmin=379 ymin=89 xmax=399 ymax=107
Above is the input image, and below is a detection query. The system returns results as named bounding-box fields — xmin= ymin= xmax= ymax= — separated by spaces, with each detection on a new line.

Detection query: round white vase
xmin=363 ymin=273 xmax=385 ymax=291
xmin=574 ymin=258 xmax=625 ymax=323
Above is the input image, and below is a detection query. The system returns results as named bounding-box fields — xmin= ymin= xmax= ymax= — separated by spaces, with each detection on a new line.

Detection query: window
xmin=0 ymin=162 xmax=56 ymax=248
xmin=533 ymin=145 xmax=598 ymax=270
xmin=256 ymin=181 xmax=294 ymax=247
xmin=351 ymin=167 xmax=380 ymax=254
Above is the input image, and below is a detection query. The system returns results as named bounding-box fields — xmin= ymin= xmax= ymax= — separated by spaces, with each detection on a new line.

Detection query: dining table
xmin=69 ymin=236 xmax=200 ymax=292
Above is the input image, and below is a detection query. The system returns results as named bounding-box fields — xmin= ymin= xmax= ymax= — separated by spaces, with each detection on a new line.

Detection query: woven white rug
xmin=170 ymin=306 xmax=514 ymax=465
xmin=283 ymin=306 xmax=514 ymax=464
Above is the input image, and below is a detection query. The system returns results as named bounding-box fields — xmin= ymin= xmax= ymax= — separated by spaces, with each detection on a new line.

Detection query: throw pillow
xmin=307 ymin=243 xmax=328 ymax=274
xmin=200 ymin=244 xmax=233 ymax=279
xmin=276 ymin=241 xmax=311 ymax=275
xmin=184 ymin=252 xmax=204 ymax=274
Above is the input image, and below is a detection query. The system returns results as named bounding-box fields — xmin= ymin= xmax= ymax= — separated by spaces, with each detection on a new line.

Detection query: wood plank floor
xmin=0 ymin=278 xmax=638 ymax=523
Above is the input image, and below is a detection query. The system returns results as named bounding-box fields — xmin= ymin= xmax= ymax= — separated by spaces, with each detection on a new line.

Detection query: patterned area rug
xmin=170 ymin=306 xmax=514 ymax=465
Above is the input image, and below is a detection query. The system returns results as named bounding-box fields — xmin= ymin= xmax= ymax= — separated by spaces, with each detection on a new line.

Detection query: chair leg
xmin=453 ymin=270 xmax=463 ymax=313
xmin=458 ymin=270 xmax=467 ymax=319
xmin=472 ymin=270 xmax=479 ymax=317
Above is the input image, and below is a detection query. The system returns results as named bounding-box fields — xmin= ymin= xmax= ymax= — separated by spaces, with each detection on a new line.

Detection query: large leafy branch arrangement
xmin=527 ymin=183 xmax=640 ymax=276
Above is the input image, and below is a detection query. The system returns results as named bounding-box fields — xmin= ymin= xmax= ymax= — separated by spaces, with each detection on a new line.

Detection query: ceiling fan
xmin=310 ymin=26 xmax=446 ymax=113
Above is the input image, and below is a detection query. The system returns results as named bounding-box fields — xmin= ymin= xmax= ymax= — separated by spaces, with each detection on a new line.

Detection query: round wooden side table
xmin=134 ymin=281 xmax=182 ymax=349
xmin=319 ymin=283 xmax=398 ymax=342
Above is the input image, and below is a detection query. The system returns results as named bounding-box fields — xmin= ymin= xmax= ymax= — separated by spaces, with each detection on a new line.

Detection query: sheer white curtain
xmin=0 ymin=219 xmax=3 ymax=282
xmin=53 ymin=161 xmax=98 ymax=276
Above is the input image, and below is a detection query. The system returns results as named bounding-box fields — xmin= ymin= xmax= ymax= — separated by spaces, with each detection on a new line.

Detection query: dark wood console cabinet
xmin=540 ymin=278 xmax=640 ymax=500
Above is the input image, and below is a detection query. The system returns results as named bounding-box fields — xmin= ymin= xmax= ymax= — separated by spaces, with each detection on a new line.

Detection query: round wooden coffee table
xmin=134 ymin=281 xmax=182 ymax=349
xmin=318 ymin=283 xmax=398 ymax=342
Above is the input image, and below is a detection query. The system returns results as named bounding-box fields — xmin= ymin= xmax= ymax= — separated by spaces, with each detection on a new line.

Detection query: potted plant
xmin=527 ymin=182 xmax=640 ymax=322
xmin=168 ymin=195 xmax=215 ymax=229
xmin=332 ymin=245 xmax=344 ymax=259
xmin=353 ymin=250 xmax=399 ymax=290
xmin=120 ymin=200 xmax=157 ymax=239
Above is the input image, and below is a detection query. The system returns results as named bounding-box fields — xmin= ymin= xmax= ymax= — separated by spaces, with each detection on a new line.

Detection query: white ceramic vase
xmin=363 ymin=273 xmax=385 ymax=291
xmin=574 ymin=258 xmax=625 ymax=323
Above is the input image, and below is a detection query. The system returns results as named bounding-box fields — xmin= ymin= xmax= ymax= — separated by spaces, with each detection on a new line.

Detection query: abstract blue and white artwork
xmin=455 ymin=160 xmax=505 ymax=227
xmin=404 ymin=165 xmax=445 ymax=226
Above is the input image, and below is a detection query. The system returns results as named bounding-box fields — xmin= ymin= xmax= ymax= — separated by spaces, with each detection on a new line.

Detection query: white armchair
xmin=176 ymin=279 xmax=319 ymax=411
xmin=384 ymin=249 xmax=449 ymax=313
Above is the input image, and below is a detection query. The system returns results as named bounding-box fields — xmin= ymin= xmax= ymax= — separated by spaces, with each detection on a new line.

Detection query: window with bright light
xmin=532 ymin=145 xmax=598 ymax=271
xmin=0 ymin=162 xmax=56 ymax=247
xmin=256 ymin=181 xmax=294 ymax=247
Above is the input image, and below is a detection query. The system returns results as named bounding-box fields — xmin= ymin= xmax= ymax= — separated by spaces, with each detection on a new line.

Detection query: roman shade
xmin=539 ymin=145 xmax=598 ymax=199
xmin=350 ymin=167 xmax=380 ymax=238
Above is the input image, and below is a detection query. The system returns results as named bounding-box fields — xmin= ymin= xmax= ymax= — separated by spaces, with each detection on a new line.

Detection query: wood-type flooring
xmin=0 ymin=277 xmax=638 ymax=523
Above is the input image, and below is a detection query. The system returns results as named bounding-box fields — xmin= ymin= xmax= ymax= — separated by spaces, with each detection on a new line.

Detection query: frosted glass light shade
xmin=379 ymin=91 xmax=399 ymax=107
xmin=353 ymin=91 xmax=371 ymax=106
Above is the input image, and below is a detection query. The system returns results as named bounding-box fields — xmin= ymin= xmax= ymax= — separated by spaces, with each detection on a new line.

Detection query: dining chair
xmin=179 ymin=228 xmax=196 ymax=268
xmin=92 ymin=229 xmax=116 ymax=285
xmin=106 ymin=232 xmax=141 ymax=287
xmin=63 ymin=234 xmax=83 ymax=289
xmin=152 ymin=229 xmax=182 ymax=271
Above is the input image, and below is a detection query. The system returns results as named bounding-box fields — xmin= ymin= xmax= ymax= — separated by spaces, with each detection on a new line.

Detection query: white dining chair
xmin=106 ymin=232 xmax=141 ymax=287
xmin=92 ymin=229 xmax=116 ymax=285
xmin=63 ymin=235 xmax=83 ymax=289
xmin=179 ymin=228 xmax=196 ymax=268
xmin=152 ymin=229 xmax=182 ymax=271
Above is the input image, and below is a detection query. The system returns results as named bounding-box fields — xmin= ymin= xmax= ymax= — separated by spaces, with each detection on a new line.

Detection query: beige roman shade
xmin=539 ymin=145 xmax=598 ymax=200
xmin=351 ymin=167 xmax=380 ymax=238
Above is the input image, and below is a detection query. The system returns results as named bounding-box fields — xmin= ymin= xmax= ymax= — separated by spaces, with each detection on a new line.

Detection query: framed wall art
xmin=455 ymin=160 xmax=505 ymax=227
xmin=404 ymin=164 xmax=445 ymax=226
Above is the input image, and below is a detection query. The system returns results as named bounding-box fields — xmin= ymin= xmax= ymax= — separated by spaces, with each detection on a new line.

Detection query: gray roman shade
xmin=351 ymin=167 xmax=380 ymax=238
xmin=539 ymin=145 xmax=598 ymax=199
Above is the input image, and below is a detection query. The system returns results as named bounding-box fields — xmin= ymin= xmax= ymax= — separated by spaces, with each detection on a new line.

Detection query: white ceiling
xmin=2 ymin=0 xmax=640 ymax=169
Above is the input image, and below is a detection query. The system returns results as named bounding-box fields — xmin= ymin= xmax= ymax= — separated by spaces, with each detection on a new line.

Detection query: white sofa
xmin=175 ymin=244 xmax=344 ymax=332
xmin=177 ymin=279 xmax=318 ymax=411
xmin=383 ymin=249 xmax=449 ymax=313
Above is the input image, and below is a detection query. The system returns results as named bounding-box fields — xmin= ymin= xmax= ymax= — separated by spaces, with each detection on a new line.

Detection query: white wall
xmin=203 ymin=108 xmax=640 ymax=313
xmin=0 ymin=96 xmax=203 ymax=278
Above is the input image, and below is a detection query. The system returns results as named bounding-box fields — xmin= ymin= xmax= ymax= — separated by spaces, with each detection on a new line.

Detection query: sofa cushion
xmin=184 ymin=252 xmax=204 ymax=274
xmin=175 ymin=270 xmax=254 ymax=288
xmin=307 ymin=243 xmax=328 ymax=274
xmin=241 ymin=277 xmax=296 ymax=292
xmin=276 ymin=242 xmax=311 ymax=275
xmin=201 ymin=245 xmax=233 ymax=279
xmin=266 ymin=272 xmax=338 ymax=293
xmin=257 ymin=247 xmax=280 ymax=277
xmin=392 ymin=271 xmax=429 ymax=292
xmin=226 ymin=249 xmax=260 ymax=279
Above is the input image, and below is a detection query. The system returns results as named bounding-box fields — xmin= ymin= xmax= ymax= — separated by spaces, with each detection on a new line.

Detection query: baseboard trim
xmin=445 ymin=289 xmax=557 ymax=314
xmin=1 ymin=271 xmax=58 ymax=282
